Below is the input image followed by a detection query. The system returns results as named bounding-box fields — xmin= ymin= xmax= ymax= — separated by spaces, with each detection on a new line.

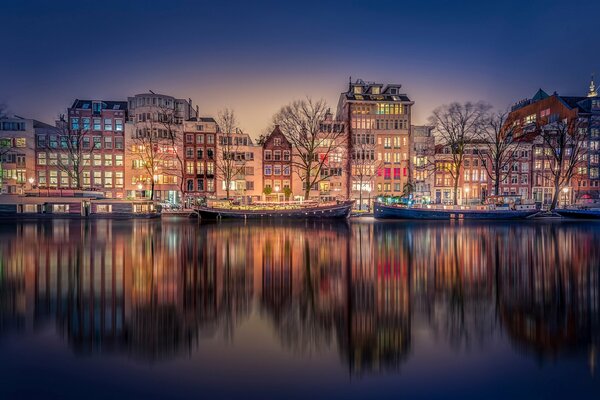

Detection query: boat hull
xmin=196 ymin=201 xmax=354 ymax=220
xmin=555 ymin=209 xmax=600 ymax=219
xmin=374 ymin=204 xmax=539 ymax=220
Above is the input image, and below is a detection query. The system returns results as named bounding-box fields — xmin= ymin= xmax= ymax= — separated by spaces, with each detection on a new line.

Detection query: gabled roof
xmin=532 ymin=89 xmax=549 ymax=102
xmin=264 ymin=125 xmax=291 ymax=147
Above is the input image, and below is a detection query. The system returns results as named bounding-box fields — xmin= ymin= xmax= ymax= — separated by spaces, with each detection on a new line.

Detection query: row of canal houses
xmin=1 ymin=78 xmax=600 ymax=206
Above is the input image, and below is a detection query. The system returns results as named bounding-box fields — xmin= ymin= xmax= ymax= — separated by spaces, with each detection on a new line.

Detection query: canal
xmin=0 ymin=219 xmax=599 ymax=398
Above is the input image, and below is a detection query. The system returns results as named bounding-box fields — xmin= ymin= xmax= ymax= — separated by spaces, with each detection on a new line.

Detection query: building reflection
xmin=0 ymin=219 xmax=598 ymax=373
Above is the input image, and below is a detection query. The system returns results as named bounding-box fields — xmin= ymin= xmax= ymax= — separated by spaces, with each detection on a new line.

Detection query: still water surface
xmin=0 ymin=219 xmax=599 ymax=398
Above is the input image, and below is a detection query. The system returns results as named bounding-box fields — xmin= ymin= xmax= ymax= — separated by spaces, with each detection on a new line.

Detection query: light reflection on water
xmin=0 ymin=219 xmax=599 ymax=398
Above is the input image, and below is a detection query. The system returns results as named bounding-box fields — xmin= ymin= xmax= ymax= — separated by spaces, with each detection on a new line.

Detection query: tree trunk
xmin=150 ymin=179 xmax=155 ymax=200
xmin=494 ymin=170 xmax=500 ymax=197
xmin=550 ymin=175 xmax=561 ymax=211
xmin=453 ymin=176 xmax=459 ymax=206
xmin=358 ymin=179 xmax=363 ymax=210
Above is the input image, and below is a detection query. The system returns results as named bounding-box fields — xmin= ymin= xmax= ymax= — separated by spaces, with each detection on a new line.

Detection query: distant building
xmin=126 ymin=93 xmax=197 ymax=203
xmin=506 ymin=83 xmax=600 ymax=204
xmin=261 ymin=126 xmax=292 ymax=201
xmin=410 ymin=125 xmax=435 ymax=203
xmin=32 ymin=100 xmax=128 ymax=198
xmin=182 ymin=117 xmax=217 ymax=205
xmin=0 ymin=116 xmax=47 ymax=194
xmin=216 ymin=130 xmax=263 ymax=202
xmin=338 ymin=79 xmax=414 ymax=199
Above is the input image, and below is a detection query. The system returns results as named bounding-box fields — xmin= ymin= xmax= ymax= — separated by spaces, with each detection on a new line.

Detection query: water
xmin=0 ymin=218 xmax=599 ymax=399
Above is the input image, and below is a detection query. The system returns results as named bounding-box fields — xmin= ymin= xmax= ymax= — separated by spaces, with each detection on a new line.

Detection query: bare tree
xmin=215 ymin=108 xmax=245 ymax=200
xmin=350 ymin=134 xmax=381 ymax=210
xmin=156 ymin=103 xmax=186 ymax=198
xmin=429 ymin=102 xmax=490 ymax=205
xmin=536 ymin=117 xmax=588 ymax=210
xmin=53 ymin=114 xmax=95 ymax=190
xmin=273 ymin=98 xmax=347 ymax=200
xmin=476 ymin=110 xmax=523 ymax=197
xmin=0 ymin=104 xmax=11 ymax=190
xmin=128 ymin=119 xmax=169 ymax=200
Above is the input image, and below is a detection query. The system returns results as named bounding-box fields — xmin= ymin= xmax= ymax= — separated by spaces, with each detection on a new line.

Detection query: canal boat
xmin=195 ymin=200 xmax=354 ymax=220
xmin=0 ymin=195 xmax=160 ymax=220
xmin=555 ymin=208 xmax=600 ymax=219
xmin=374 ymin=202 xmax=540 ymax=220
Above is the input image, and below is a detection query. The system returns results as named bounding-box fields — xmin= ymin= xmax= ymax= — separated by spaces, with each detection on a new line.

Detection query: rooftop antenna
xmin=149 ymin=90 xmax=155 ymax=94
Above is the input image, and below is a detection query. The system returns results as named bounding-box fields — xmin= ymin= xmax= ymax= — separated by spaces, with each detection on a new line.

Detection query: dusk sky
xmin=2 ymin=0 xmax=599 ymax=137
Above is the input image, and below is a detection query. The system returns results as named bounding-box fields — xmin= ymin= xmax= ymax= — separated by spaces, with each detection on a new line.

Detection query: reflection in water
xmin=0 ymin=220 xmax=599 ymax=374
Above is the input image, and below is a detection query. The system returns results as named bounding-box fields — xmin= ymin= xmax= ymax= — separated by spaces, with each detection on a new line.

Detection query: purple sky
xmin=1 ymin=0 xmax=599 ymax=137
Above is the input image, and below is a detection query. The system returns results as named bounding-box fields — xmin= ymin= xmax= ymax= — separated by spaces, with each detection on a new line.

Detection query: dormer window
xmin=92 ymin=101 xmax=102 ymax=115
xmin=353 ymin=86 xmax=362 ymax=94
xmin=372 ymin=87 xmax=380 ymax=95
xmin=390 ymin=88 xmax=397 ymax=95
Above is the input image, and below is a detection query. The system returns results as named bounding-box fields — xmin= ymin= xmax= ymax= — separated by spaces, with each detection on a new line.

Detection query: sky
xmin=1 ymin=0 xmax=599 ymax=137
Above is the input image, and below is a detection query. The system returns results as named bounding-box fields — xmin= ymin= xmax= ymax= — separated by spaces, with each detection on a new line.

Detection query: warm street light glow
xmin=137 ymin=183 xmax=143 ymax=190
xmin=28 ymin=177 xmax=34 ymax=185
xmin=563 ymin=187 xmax=569 ymax=193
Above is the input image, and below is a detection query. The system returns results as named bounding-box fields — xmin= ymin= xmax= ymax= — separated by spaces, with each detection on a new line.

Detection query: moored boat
xmin=195 ymin=200 xmax=354 ymax=220
xmin=555 ymin=208 xmax=600 ymax=219
xmin=0 ymin=195 xmax=160 ymax=220
xmin=374 ymin=202 xmax=540 ymax=220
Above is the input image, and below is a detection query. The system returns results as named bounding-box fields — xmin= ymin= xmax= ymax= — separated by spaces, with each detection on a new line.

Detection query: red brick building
xmin=182 ymin=117 xmax=217 ymax=205
xmin=262 ymin=125 xmax=292 ymax=201
xmin=36 ymin=99 xmax=127 ymax=198
xmin=506 ymin=87 xmax=600 ymax=204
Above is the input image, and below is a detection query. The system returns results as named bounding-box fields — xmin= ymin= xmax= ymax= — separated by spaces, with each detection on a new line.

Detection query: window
xmin=186 ymin=148 xmax=194 ymax=158
xmin=186 ymin=134 xmax=194 ymax=144
xmin=115 ymin=172 xmax=123 ymax=187
xmin=71 ymin=118 xmax=80 ymax=130
xmin=82 ymin=118 xmax=90 ymax=130
xmin=274 ymin=138 xmax=281 ymax=146
xmin=115 ymin=119 xmax=123 ymax=131
xmin=115 ymin=137 xmax=123 ymax=149
xmin=104 ymin=118 xmax=112 ymax=131
xmin=104 ymin=136 xmax=112 ymax=149
xmin=196 ymin=161 xmax=204 ymax=174
xmin=104 ymin=154 xmax=113 ymax=166
xmin=207 ymin=179 xmax=214 ymax=192
xmin=104 ymin=171 xmax=113 ymax=187
xmin=115 ymin=154 xmax=123 ymax=166
xmin=38 ymin=170 xmax=46 ymax=185
xmin=37 ymin=153 xmax=46 ymax=165
xmin=206 ymin=134 xmax=214 ymax=144
xmin=274 ymin=165 xmax=281 ymax=175
xmin=274 ymin=150 xmax=281 ymax=161
xmin=196 ymin=134 xmax=204 ymax=144
xmin=94 ymin=154 xmax=102 ymax=166
xmin=196 ymin=149 xmax=203 ymax=159
xmin=206 ymin=162 xmax=214 ymax=175
xmin=283 ymin=151 xmax=290 ymax=161
xmin=265 ymin=150 xmax=272 ymax=160
xmin=93 ymin=136 xmax=101 ymax=149
xmin=93 ymin=118 xmax=101 ymax=130
xmin=93 ymin=171 xmax=102 ymax=186
xmin=49 ymin=170 xmax=58 ymax=186
xmin=186 ymin=161 xmax=194 ymax=174
xmin=264 ymin=165 xmax=272 ymax=175
xmin=196 ymin=125 xmax=204 ymax=131
xmin=52 ymin=204 xmax=70 ymax=213
xmin=197 ymin=178 xmax=204 ymax=191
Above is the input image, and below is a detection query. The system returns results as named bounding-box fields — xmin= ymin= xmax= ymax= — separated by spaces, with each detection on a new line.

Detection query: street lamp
xmin=28 ymin=177 xmax=35 ymax=189
xmin=464 ymin=187 xmax=470 ymax=206
xmin=275 ymin=185 xmax=280 ymax=202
